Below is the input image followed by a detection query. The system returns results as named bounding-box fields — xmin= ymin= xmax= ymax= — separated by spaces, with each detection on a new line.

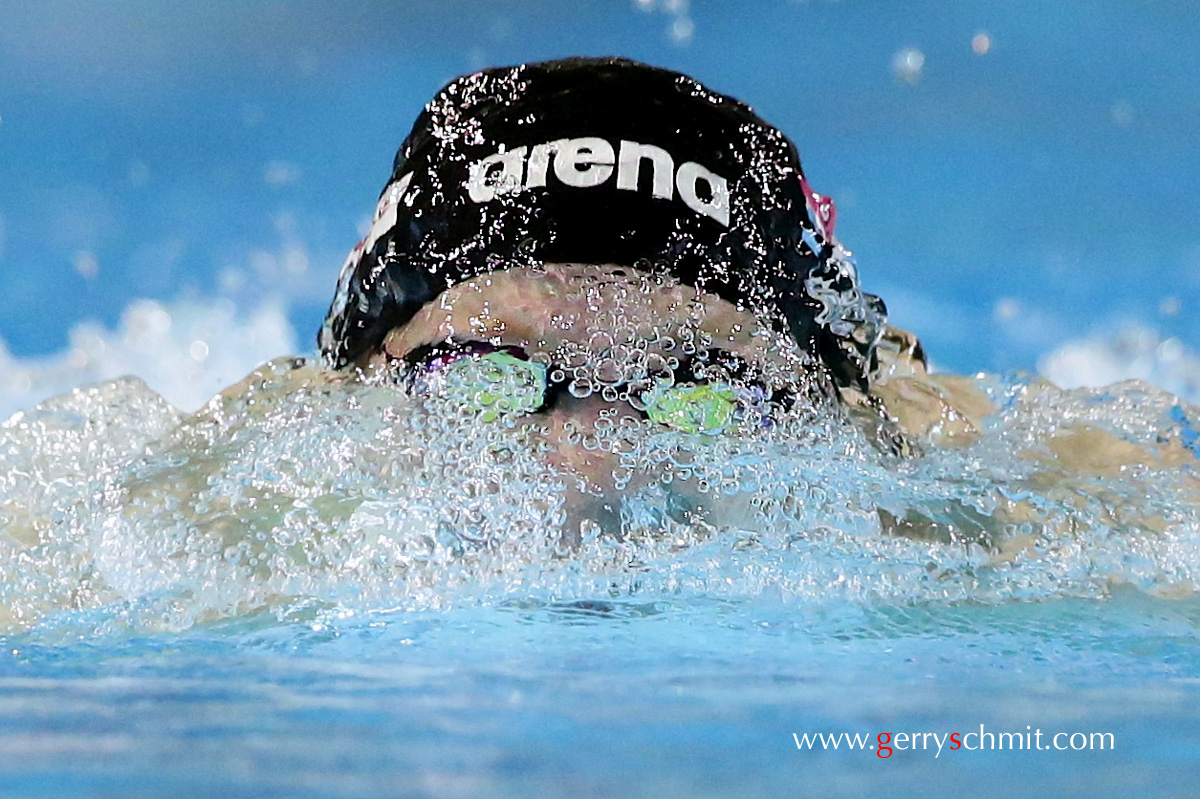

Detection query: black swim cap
xmin=320 ymin=56 xmax=885 ymax=389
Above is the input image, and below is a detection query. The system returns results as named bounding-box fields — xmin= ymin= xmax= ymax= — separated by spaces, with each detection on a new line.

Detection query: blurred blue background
xmin=1 ymin=0 xmax=1196 ymax=388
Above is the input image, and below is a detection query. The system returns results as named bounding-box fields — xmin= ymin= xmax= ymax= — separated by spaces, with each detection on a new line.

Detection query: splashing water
xmin=3 ymin=347 xmax=1198 ymax=637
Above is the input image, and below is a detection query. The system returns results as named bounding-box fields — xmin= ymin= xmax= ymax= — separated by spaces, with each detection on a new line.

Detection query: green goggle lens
xmin=642 ymin=381 xmax=737 ymax=435
xmin=413 ymin=343 xmax=761 ymax=435
xmin=434 ymin=350 xmax=548 ymax=421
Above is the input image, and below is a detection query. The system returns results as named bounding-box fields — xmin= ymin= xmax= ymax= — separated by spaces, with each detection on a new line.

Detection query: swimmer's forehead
xmin=378 ymin=263 xmax=807 ymax=374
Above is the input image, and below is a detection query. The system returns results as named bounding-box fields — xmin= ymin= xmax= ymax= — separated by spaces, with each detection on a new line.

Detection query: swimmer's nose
xmin=543 ymin=392 xmax=640 ymax=435
xmin=531 ymin=393 xmax=637 ymax=488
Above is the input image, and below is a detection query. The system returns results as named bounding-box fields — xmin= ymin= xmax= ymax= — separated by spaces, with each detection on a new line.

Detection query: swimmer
xmin=303 ymin=56 xmax=989 ymax=540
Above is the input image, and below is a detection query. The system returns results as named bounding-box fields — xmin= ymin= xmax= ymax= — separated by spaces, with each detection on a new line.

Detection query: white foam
xmin=1038 ymin=325 xmax=1200 ymax=405
xmin=0 ymin=297 xmax=299 ymax=420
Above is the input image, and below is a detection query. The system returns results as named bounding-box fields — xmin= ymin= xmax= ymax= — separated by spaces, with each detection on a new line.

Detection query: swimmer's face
xmin=361 ymin=263 xmax=823 ymax=519
xmin=360 ymin=263 xmax=809 ymax=498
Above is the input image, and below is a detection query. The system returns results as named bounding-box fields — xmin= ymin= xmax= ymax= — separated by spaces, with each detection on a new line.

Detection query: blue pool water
xmin=4 ymin=595 xmax=1200 ymax=797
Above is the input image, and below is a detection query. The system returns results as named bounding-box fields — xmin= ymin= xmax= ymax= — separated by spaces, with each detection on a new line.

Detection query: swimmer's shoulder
xmin=204 ymin=356 xmax=352 ymax=419
xmin=844 ymin=325 xmax=994 ymax=452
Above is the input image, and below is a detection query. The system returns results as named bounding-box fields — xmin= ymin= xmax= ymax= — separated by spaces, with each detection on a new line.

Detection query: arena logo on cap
xmin=465 ymin=137 xmax=730 ymax=227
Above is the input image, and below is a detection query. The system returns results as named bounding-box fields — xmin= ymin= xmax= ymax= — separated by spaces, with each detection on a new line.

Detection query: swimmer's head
xmin=320 ymin=56 xmax=886 ymax=390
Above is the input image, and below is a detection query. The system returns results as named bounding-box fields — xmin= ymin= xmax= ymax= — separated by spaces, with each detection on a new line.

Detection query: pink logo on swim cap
xmin=799 ymin=175 xmax=836 ymax=242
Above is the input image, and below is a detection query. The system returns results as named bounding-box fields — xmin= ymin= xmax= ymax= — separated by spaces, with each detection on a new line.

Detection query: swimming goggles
xmin=401 ymin=340 xmax=777 ymax=435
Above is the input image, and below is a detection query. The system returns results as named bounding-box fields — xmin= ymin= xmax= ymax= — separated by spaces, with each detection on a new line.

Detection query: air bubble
xmin=568 ymin=379 xmax=593 ymax=399
xmin=596 ymin=358 xmax=623 ymax=385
